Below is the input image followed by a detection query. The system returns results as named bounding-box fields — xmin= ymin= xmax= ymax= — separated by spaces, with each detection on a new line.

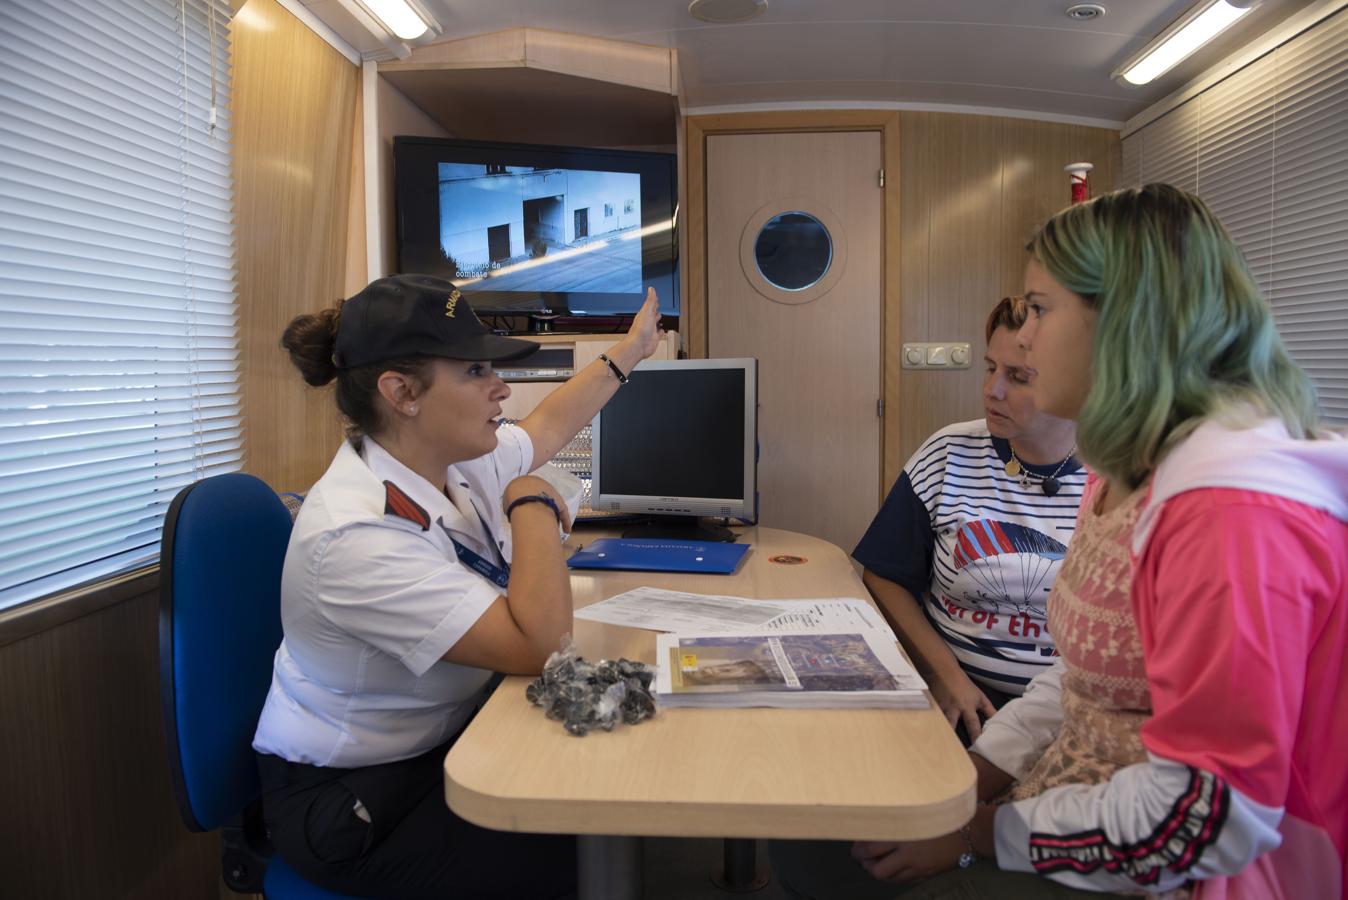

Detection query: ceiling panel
xmin=294 ymin=0 xmax=1319 ymax=123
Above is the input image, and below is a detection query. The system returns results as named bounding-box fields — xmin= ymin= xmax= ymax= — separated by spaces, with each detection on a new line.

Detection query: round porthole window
xmin=753 ymin=211 xmax=832 ymax=291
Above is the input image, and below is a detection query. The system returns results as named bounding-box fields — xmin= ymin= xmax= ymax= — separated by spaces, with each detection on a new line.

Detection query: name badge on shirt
xmin=438 ymin=519 xmax=510 ymax=589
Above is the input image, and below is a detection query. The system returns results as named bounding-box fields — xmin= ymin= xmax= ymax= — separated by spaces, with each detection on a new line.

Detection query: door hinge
xmin=877 ymin=398 xmax=885 ymax=417
xmin=878 ymin=168 xmax=885 ymax=188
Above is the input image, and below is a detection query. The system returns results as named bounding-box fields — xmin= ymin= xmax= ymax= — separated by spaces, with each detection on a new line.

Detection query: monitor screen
xmin=590 ymin=358 xmax=757 ymax=522
xmin=394 ymin=137 xmax=678 ymax=317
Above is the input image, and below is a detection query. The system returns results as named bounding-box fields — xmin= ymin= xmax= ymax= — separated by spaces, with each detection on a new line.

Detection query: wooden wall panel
xmin=0 ymin=582 xmax=220 ymax=899
xmin=345 ymin=84 xmax=368 ymax=299
xmin=887 ymin=112 xmax=1119 ymax=487
xmin=892 ymin=112 xmax=1003 ymax=483
xmin=234 ymin=0 xmax=361 ymax=492
xmin=997 ymin=119 xmax=1121 ymax=302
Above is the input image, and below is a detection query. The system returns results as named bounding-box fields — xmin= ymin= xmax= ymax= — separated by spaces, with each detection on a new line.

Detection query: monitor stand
xmin=622 ymin=515 xmax=737 ymax=543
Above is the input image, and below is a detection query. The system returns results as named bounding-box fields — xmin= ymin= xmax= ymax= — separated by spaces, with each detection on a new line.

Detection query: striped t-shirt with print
xmin=853 ymin=419 xmax=1086 ymax=695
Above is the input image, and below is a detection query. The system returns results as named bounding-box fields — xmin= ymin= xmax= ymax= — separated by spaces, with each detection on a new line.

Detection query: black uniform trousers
xmin=257 ymin=739 xmax=576 ymax=899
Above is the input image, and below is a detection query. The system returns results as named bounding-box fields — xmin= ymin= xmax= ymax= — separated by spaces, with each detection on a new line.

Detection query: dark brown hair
xmin=280 ymin=302 xmax=434 ymax=438
xmin=984 ymin=295 xmax=1029 ymax=344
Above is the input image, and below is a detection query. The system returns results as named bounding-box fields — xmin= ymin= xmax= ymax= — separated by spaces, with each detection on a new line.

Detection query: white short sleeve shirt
xmin=253 ymin=425 xmax=535 ymax=768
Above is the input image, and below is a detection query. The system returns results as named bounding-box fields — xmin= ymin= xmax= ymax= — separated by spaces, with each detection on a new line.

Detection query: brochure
xmin=655 ymin=630 xmax=929 ymax=709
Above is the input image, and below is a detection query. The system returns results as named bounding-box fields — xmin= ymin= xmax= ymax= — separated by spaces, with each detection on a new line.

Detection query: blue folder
xmin=567 ymin=538 xmax=750 ymax=575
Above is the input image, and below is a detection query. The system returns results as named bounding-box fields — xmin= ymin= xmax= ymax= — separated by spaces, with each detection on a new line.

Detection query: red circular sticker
xmin=769 ymin=554 xmax=808 ymax=565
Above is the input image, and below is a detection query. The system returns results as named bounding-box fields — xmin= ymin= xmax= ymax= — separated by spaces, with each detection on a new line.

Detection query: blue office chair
xmin=158 ymin=472 xmax=356 ymax=899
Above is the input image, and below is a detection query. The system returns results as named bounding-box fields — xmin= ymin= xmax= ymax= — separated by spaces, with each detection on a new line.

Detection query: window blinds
xmin=1122 ymin=7 xmax=1348 ymax=425
xmin=0 ymin=0 xmax=241 ymax=610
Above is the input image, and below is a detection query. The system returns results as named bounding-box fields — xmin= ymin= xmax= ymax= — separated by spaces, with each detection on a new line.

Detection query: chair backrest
xmin=159 ymin=472 xmax=294 ymax=832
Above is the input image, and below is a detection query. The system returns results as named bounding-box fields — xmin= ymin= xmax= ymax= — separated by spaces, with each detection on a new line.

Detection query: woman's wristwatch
xmin=504 ymin=493 xmax=562 ymax=524
xmin=957 ymin=824 xmax=978 ymax=869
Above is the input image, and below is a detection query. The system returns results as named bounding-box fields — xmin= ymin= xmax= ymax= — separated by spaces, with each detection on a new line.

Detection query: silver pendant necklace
xmin=1005 ymin=443 xmax=1077 ymax=497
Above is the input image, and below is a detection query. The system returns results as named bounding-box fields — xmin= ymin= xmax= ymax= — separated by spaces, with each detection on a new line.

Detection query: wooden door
xmin=707 ymin=131 xmax=882 ymax=554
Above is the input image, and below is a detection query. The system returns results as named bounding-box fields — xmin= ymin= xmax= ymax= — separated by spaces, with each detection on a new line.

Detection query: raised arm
xmin=518 ymin=288 xmax=664 ymax=468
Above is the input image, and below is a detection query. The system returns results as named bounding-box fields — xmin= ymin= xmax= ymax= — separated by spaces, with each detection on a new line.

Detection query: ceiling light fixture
xmin=689 ymin=0 xmax=768 ymax=25
xmin=359 ymin=0 xmax=433 ymax=40
xmin=1115 ymin=0 xmax=1258 ymax=86
xmin=1066 ymin=4 xmax=1107 ymax=21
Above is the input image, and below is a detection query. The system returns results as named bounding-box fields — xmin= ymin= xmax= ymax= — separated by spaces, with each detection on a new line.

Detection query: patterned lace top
xmin=1012 ymin=481 xmax=1152 ymax=801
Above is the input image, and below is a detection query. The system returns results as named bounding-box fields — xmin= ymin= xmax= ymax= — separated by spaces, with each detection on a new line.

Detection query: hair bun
xmin=281 ymin=306 xmax=341 ymax=386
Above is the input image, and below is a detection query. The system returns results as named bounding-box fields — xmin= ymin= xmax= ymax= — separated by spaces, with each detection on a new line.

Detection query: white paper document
xmin=574 ymin=588 xmax=895 ymax=637
xmin=574 ymin=587 xmax=791 ymax=633
xmin=761 ymin=597 xmax=892 ymax=634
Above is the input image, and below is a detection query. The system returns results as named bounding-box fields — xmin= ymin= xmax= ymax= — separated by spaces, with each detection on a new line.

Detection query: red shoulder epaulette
xmin=383 ymin=480 xmax=430 ymax=531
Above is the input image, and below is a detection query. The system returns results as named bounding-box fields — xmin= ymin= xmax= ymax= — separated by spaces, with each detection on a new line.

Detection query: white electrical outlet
xmin=901 ymin=342 xmax=972 ymax=369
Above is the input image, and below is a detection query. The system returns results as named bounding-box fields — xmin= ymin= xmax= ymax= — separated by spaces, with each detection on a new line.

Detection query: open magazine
xmin=655 ymin=630 xmax=929 ymax=709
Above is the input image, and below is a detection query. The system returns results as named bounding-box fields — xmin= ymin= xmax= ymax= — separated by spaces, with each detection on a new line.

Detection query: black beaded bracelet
xmin=504 ymin=493 xmax=562 ymax=524
xmin=598 ymin=353 xmax=629 ymax=384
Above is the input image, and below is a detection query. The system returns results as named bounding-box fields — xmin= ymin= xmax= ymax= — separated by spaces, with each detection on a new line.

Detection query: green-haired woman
xmin=845 ymin=184 xmax=1348 ymax=899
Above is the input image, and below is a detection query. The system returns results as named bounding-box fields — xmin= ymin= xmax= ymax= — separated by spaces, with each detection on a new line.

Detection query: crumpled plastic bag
xmin=524 ymin=636 xmax=657 ymax=736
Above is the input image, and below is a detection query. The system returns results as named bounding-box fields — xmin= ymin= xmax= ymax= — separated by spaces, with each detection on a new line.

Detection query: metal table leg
xmin=578 ymin=835 xmax=644 ymax=900
xmin=711 ymin=838 xmax=770 ymax=892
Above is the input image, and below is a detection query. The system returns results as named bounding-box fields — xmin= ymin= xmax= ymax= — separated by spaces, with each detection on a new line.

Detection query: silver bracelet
xmin=957 ymin=824 xmax=978 ymax=868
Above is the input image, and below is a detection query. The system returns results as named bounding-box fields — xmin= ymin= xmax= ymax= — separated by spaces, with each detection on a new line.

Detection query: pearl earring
xmin=407 ymin=405 xmax=418 ymax=415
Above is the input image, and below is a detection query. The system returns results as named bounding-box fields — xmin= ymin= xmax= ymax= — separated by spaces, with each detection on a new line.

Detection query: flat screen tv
xmin=394 ymin=137 xmax=679 ymax=318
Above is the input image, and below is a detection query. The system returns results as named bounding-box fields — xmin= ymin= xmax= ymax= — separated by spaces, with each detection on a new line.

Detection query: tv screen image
xmin=395 ymin=138 xmax=678 ymax=318
xmin=438 ymin=164 xmax=643 ymax=296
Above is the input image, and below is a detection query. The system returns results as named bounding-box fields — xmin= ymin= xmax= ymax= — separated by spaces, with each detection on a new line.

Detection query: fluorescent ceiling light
xmin=362 ymin=0 xmax=430 ymax=40
xmin=1119 ymin=0 xmax=1254 ymax=85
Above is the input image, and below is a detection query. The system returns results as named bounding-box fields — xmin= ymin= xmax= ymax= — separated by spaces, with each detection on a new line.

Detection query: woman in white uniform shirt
xmin=252 ymin=274 xmax=663 ymax=899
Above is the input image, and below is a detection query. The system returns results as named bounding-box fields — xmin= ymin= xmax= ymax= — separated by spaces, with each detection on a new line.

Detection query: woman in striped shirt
xmin=853 ymin=297 xmax=1084 ymax=742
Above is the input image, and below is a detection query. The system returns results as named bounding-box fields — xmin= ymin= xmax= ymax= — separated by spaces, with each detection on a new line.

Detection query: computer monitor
xmin=590 ymin=358 xmax=757 ymax=542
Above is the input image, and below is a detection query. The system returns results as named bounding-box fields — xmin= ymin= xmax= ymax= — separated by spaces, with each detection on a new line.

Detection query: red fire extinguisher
xmin=1065 ymin=162 xmax=1093 ymax=204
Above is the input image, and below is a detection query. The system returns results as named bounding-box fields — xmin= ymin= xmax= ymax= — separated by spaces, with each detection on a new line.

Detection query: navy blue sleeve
xmin=852 ymin=471 xmax=935 ymax=600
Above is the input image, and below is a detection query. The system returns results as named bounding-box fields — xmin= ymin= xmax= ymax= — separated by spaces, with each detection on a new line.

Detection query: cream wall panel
xmin=382 ymin=28 xmax=676 ymax=95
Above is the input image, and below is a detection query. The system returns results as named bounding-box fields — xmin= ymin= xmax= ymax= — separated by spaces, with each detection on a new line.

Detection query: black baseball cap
xmin=333 ymin=274 xmax=538 ymax=369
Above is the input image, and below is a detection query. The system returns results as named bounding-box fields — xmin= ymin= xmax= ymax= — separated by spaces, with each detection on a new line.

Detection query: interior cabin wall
xmin=892 ymin=111 xmax=1120 ymax=485
xmin=235 ymin=0 xmax=363 ymax=494
xmin=685 ymin=110 xmax=1118 ymax=493
xmin=0 ymin=575 xmax=221 ymax=899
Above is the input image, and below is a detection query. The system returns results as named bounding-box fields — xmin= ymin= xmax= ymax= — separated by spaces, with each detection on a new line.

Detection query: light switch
xmin=901 ymin=342 xmax=972 ymax=370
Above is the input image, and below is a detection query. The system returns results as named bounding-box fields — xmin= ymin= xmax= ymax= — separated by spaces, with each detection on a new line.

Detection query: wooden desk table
xmin=444 ymin=527 xmax=975 ymax=898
